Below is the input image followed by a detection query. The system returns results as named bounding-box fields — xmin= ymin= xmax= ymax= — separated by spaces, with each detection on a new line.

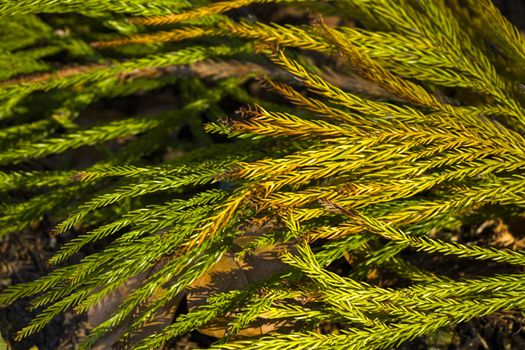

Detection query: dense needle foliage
xmin=1 ymin=0 xmax=525 ymax=348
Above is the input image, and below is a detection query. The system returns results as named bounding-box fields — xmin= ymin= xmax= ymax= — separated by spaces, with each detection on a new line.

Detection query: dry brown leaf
xmin=479 ymin=219 xmax=525 ymax=250
xmin=495 ymin=218 xmax=525 ymax=250
xmin=186 ymin=233 xmax=294 ymax=338
xmin=87 ymin=273 xmax=146 ymax=350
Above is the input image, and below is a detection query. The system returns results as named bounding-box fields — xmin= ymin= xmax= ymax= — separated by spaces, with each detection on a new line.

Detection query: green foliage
xmin=1 ymin=0 xmax=525 ymax=349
